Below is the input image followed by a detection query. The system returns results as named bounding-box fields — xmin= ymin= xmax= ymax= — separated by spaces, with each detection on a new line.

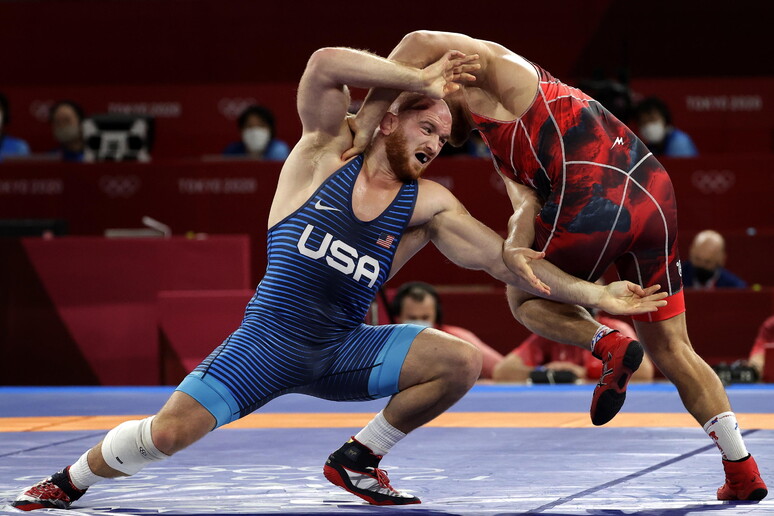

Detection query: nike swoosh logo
xmin=314 ymin=199 xmax=341 ymax=212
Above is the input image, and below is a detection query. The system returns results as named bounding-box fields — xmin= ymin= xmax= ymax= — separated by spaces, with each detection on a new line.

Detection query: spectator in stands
xmin=391 ymin=282 xmax=503 ymax=379
xmin=683 ymin=230 xmax=747 ymax=289
xmin=749 ymin=315 xmax=772 ymax=380
xmin=634 ymin=96 xmax=698 ymax=157
xmin=0 ymin=93 xmax=31 ymax=159
xmin=50 ymin=100 xmax=86 ymax=162
xmin=223 ymin=104 xmax=290 ymax=161
xmin=493 ymin=311 xmax=655 ymax=383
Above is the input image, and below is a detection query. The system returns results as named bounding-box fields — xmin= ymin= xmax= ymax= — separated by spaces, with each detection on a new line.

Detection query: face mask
xmin=54 ymin=124 xmax=80 ymax=144
xmin=694 ymin=266 xmax=716 ymax=284
xmin=405 ymin=319 xmax=433 ymax=328
xmin=640 ymin=121 xmax=666 ymax=145
xmin=242 ymin=127 xmax=270 ymax=154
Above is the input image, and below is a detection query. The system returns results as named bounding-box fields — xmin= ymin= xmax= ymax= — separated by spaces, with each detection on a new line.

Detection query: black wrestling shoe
xmin=323 ymin=437 xmax=420 ymax=505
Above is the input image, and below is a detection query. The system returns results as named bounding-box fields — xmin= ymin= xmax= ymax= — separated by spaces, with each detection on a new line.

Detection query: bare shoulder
xmin=268 ymin=122 xmax=353 ymax=228
xmin=468 ymin=46 xmax=539 ymax=120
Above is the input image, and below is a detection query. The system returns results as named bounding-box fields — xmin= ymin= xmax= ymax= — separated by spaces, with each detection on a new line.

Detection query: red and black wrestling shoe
xmin=717 ymin=454 xmax=768 ymax=501
xmin=324 ymin=437 xmax=420 ymax=505
xmin=12 ymin=466 xmax=87 ymax=511
xmin=589 ymin=331 xmax=643 ymax=426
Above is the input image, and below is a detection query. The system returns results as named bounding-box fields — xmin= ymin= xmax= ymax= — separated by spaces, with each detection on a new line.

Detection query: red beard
xmin=384 ymin=127 xmax=420 ymax=182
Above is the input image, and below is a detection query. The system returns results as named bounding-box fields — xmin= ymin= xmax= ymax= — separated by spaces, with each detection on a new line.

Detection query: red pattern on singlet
xmin=472 ymin=64 xmax=685 ymax=321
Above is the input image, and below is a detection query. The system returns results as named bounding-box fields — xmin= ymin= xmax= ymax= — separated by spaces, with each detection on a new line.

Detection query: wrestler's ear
xmin=379 ymin=112 xmax=399 ymax=136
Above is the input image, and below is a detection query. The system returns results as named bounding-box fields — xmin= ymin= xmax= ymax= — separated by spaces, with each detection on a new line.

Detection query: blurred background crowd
xmin=1 ymin=0 xmax=772 ymax=386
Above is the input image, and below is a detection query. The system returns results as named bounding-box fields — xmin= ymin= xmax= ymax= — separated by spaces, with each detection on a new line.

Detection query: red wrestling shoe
xmin=12 ymin=466 xmax=87 ymax=511
xmin=324 ymin=437 xmax=420 ymax=505
xmin=589 ymin=331 xmax=643 ymax=426
xmin=717 ymin=454 xmax=768 ymax=501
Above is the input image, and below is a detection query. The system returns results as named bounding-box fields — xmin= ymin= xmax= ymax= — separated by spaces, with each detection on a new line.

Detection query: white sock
xmin=354 ymin=410 xmax=406 ymax=457
xmin=703 ymin=412 xmax=749 ymax=461
xmin=590 ymin=325 xmax=614 ymax=354
xmin=68 ymin=451 xmax=106 ymax=490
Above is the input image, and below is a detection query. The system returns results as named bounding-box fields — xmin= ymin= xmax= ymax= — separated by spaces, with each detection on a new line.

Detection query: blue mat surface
xmin=1 ymin=385 xmax=772 ymax=514
xmin=2 ymin=383 xmax=773 ymax=417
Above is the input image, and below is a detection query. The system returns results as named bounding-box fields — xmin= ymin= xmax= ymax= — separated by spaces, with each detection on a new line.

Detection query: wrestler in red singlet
xmin=471 ymin=64 xmax=685 ymax=322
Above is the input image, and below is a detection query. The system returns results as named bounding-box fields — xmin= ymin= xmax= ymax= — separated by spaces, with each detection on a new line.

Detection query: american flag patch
xmin=376 ymin=233 xmax=395 ymax=249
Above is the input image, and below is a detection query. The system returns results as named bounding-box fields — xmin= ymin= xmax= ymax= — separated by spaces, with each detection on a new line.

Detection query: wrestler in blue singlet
xmin=177 ymin=155 xmax=426 ymax=428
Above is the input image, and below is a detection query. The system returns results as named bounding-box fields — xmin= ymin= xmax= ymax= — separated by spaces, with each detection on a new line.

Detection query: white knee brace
xmin=101 ymin=416 xmax=169 ymax=475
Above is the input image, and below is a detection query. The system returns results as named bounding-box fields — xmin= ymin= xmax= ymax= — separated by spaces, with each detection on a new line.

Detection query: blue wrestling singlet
xmin=177 ymin=155 xmax=425 ymax=427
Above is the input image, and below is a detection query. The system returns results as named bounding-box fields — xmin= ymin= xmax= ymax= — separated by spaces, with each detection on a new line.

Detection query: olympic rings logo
xmin=218 ymin=98 xmax=258 ymax=120
xmin=691 ymin=169 xmax=735 ymax=194
xmin=99 ymin=175 xmax=141 ymax=198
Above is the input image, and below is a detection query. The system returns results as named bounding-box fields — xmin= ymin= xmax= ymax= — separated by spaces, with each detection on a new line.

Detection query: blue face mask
xmin=405 ymin=319 xmax=432 ymax=328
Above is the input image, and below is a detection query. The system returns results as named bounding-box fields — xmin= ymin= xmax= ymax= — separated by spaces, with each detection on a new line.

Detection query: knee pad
xmin=101 ymin=416 xmax=169 ymax=475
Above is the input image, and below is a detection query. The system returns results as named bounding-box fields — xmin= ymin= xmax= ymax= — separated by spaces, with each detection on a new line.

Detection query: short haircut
xmin=237 ymin=104 xmax=276 ymax=138
xmin=635 ymin=96 xmax=672 ymax=126
xmin=0 ymin=92 xmax=9 ymax=125
xmin=390 ymin=92 xmax=437 ymax=115
xmin=390 ymin=281 xmax=443 ymax=325
xmin=49 ymin=100 xmax=85 ymax=124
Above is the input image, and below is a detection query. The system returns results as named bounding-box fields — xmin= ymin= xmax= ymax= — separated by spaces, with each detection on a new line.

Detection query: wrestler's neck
xmin=362 ymin=143 xmax=407 ymax=190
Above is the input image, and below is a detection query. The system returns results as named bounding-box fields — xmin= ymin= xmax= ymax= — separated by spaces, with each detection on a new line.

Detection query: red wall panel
xmin=0 ymin=236 xmax=251 ymax=385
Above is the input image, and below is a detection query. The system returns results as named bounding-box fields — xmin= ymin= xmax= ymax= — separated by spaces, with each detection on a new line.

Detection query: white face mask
xmin=405 ymin=319 xmax=433 ymax=328
xmin=640 ymin=121 xmax=666 ymax=145
xmin=242 ymin=127 xmax=270 ymax=154
xmin=54 ymin=124 xmax=80 ymax=144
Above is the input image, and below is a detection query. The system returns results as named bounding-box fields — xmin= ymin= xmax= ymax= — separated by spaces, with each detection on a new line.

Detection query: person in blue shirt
xmin=0 ymin=93 xmax=31 ymax=160
xmin=50 ymin=100 xmax=86 ymax=162
xmin=635 ymin=96 xmax=698 ymax=158
xmin=683 ymin=230 xmax=747 ymax=289
xmin=223 ymin=104 xmax=290 ymax=160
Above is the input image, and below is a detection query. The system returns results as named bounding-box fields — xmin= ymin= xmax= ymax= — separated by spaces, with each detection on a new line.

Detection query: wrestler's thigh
xmin=397 ymin=327 xmax=481 ymax=391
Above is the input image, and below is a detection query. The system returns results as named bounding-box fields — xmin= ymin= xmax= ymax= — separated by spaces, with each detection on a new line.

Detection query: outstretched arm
xmin=427 ymin=188 xmax=667 ymax=315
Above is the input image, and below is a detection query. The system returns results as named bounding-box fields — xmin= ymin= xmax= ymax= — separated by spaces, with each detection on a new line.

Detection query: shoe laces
xmin=373 ymin=468 xmax=394 ymax=490
xmin=27 ymin=479 xmax=70 ymax=502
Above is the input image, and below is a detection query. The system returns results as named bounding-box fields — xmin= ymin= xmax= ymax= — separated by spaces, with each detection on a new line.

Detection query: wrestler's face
xmin=386 ymin=100 xmax=452 ymax=182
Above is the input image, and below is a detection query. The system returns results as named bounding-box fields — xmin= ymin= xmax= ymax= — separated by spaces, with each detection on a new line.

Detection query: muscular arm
xmin=298 ymin=47 xmax=438 ymax=139
xmin=427 ymin=185 xmax=667 ymax=314
xmin=503 ymin=177 xmax=541 ymax=248
xmin=499 ymin=175 xmax=552 ymax=294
